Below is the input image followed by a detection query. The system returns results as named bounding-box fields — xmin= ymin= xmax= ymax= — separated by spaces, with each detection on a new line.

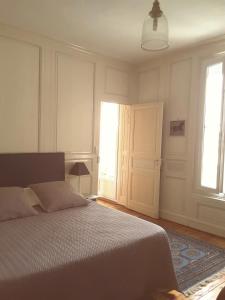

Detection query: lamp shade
xmin=141 ymin=13 xmax=168 ymax=51
xmin=141 ymin=0 xmax=169 ymax=51
xmin=70 ymin=162 xmax=90 ymax=176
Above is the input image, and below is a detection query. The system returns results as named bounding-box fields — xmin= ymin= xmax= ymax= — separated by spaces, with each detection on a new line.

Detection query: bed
xmin=0 ymin=152 xmax=177 ymax=300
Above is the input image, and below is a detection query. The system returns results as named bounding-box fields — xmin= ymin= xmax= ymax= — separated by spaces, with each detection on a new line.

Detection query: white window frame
xmin=196 ymin=56 xmax=225 ymax=198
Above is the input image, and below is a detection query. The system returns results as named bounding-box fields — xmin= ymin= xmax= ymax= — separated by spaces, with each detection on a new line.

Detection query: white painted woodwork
xmin=164 ymin=159 xmax=187 ymax=179
xmin=128 ymin=103 xmax=163 ymax=218
xmin=138 ymin=41 xmax=225 ymax=237
xmin=0 ymin=37 xmax=40 ymax=152
xmin=105 ymin=67 xmax=129 ymax=97
xmin=39 ymin=48 xmax=57 ymax=152
xmin=139 ymin=68 xmax=160 ymax=102
xmin=56 ymin=53 xmax=95 ymax=153
xmin=2 ymin=20 xmax=225 ymax=237
xmin=1 ymin=1 xmax=225 ymax=63
xmin=138 ymin=57 xmax=194 ymax=227
xmin=117 ymin=105 xmax=131 ymax=206
xmin=0 ymin=23 xmax=135 ymax=196
xmin=161 ymin=177 xmax=186 ymax=214
xmin=166 ymin=59 xmax=191 ymax=157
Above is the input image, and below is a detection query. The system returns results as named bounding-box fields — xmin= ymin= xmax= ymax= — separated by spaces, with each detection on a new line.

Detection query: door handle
xmin=154 ymin=159 xmax=162 ymax=168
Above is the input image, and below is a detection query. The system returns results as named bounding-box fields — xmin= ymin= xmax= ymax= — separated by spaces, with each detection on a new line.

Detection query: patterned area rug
xmin=168 ymin=231 xmax=225 ymax=292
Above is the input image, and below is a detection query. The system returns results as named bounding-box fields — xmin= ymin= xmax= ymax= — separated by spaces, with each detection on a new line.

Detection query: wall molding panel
xmin=0 ymin=36 xmax=40 ymax=153
xmin=139 ymin=67 xmax=160 ymax=103
xmin=163 ymin=159 xmax=187 ymax=179
xmin=1 ymin=22 xmax=225 ymax=236
xmin=55 ymin=52 xmax=96 ymax=154
xmin=138 ymin=44 xmax=225 ymax=237
xmin=160 ymin=209 xmax=225 ymax=238
xmin=105 ymin=66 xmax=129 ymax=97
xmin=0 ymin=23 xmax=135 ymax=195
xmin=165 ymin=58 xmax=192 ymax=158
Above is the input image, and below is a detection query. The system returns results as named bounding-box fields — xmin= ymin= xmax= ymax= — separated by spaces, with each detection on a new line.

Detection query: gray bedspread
xmin=0 ymin=202 xmax=177 ymax=300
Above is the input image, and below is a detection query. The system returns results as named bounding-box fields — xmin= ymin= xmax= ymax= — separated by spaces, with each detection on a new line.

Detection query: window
xmin=200 ymin=60 xmax=225 ymax=195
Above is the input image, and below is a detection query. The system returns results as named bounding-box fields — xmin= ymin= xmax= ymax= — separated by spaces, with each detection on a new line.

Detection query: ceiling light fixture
xmin=141 ymin=0 xmax=169 ymax=51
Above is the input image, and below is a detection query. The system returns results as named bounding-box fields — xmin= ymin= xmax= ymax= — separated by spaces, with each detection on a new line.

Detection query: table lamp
xmin=70 ymin=162 xmax=90 ymax=193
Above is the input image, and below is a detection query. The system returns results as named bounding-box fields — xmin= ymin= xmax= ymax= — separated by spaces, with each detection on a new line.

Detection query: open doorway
xmin=98 ymin=102 xmax=119 ymax=201
xmin=98 ymin=101 xmax=164 ymax=218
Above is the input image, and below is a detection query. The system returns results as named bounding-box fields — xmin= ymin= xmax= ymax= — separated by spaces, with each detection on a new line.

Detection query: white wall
xmin=2 ymin=21 xmax=225 ymax=238
xmin=0 ymin=23 xmax=137 ymax=195
xmin=137 ymin=39 xmax=225 ymax=237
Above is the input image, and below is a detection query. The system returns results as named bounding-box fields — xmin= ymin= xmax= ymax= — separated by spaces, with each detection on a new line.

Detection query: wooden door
xmin=127 ymin=103 xmax=163 ymax=218
xmin=117 ymin=105 xmax=131 ymax=206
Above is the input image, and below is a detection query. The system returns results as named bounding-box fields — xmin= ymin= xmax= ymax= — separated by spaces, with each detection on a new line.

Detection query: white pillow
xmin=24 ymin=188 xmax=41 ymax=207
xmin=0 ymin=187 xmax=38 ymax=222
xmin=30 ymin=181 xmax=89 ymax=212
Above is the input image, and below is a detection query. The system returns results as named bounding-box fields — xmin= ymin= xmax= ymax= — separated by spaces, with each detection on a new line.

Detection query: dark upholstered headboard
xmin=0 ymin=152 xmax=65 ymax=187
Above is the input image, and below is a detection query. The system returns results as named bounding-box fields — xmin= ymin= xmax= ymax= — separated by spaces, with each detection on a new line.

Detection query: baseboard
xmin=160 ymin=209 xmax=225 ymax=238
xmin=160 ymin=210 xmax=189 ymax=226
xmin=129 ymin=202 xmax=159 ymax=219
xmin=98 ymin=197 xmax=118 ymax=205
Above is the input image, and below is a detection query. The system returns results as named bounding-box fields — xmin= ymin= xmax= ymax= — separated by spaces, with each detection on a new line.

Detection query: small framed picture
xmin=170 ymin=120 xmax=185 ymax=136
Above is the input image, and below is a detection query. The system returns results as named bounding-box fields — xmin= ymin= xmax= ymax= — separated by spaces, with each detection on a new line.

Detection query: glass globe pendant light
xmin=141 ymin=0 xmax=169 ymax=51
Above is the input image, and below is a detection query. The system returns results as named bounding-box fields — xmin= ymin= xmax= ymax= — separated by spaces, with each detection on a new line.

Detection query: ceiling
xmin=0 ymin=0 xmax=225 ymax=63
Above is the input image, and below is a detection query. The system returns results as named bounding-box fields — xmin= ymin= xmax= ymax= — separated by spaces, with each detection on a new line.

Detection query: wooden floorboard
xmin=97 ymin=198 xmax=225 ymax=300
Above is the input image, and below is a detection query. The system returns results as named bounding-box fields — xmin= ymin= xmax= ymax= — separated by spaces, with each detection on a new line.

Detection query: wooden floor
xmin=97 ymin=198 xmax=225 ymax=300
